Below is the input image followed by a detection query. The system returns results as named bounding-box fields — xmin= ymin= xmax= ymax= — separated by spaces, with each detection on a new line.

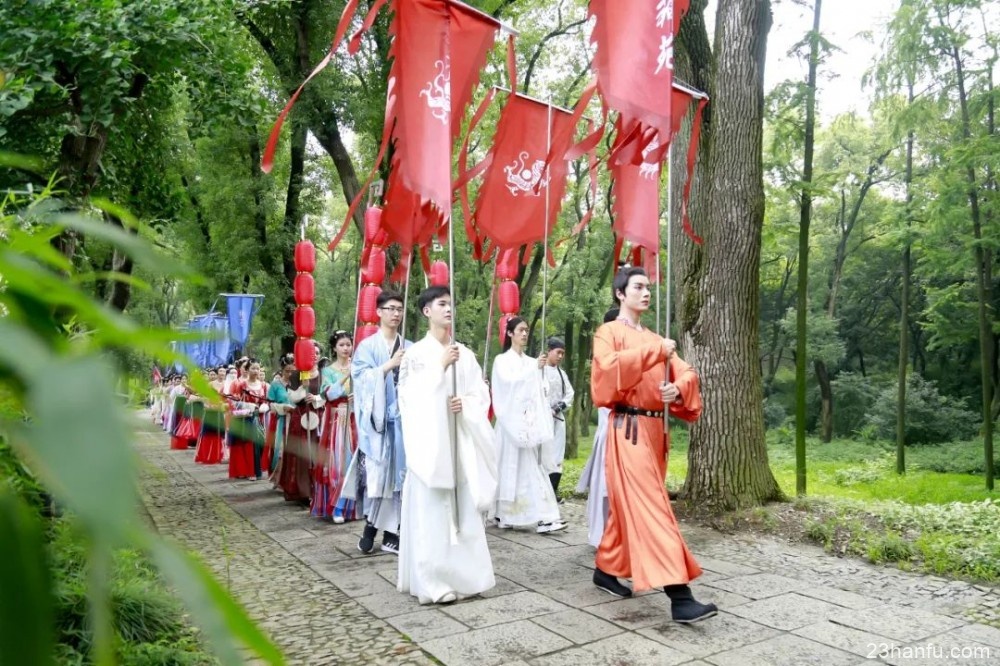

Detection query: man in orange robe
xmin=590 ymin=266 xmax=717 ymax=624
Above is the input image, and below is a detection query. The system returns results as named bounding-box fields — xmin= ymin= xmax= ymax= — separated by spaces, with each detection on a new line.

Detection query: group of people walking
xmin=156 ymin=266 xmax=718 ymax=624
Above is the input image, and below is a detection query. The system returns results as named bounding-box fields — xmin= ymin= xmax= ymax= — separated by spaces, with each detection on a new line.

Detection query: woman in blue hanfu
xmin=313 ymin=331 xmax=360 ymax=522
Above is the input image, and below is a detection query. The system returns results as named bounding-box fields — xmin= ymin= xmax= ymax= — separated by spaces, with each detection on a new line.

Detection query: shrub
xmin=829 ymin=372 xmax=880 ymax=438
xmin=865 ymin=375 xmax=979 ymax=444
xmin=763 ymin=397 xmax=787 ymax=430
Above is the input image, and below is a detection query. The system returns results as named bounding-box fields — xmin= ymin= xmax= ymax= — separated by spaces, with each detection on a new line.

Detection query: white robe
xmin=576 ymin=407 xmax=610 ymax=548
xmin=542 ymin=365 xmax=575 ymax=474
xmin=491 ymin=349 xmax=561 ymax=526
xmin=397 ymin=335 xmax=497 ymax=604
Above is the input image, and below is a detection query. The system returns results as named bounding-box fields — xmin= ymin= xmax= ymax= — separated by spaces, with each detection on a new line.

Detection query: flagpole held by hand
xmin=447 ymin=199 xmax=460 ymax=535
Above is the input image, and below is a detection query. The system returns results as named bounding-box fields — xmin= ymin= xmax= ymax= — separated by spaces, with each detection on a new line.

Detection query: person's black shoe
xmin=663 ymin=584 xmax=718 ymax=623
xmin=358 ymin=523 xmax=377 ymax=554
xmin=593 ymin=568 xmax=632 ymax=598
xmin=381 ymin=531 xmax=400 ymax=554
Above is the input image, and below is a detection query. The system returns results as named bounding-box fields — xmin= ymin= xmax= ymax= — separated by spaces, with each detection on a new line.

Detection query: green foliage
xmin=0 ymin=170 xmax=282 ymax=664
xmin=865 ymin=374 xmax=980 ymax=444
xmin=828 ymin=372 xmax=880 ymax=438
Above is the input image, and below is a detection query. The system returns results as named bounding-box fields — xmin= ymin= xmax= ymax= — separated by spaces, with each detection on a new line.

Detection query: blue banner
xmin=188 ymin=316 xmax=214 ymax=368
xmin=209 ymin=316 xmax=231 ymax=367
xmin=226 ymin=295 xmax=262 ymax=348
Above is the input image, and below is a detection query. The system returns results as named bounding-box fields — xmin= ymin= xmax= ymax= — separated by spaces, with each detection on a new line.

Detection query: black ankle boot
xmin=663 ymin=584 xmax=718 ymax=623
xmin=549 ymin=472 xmax=562 ymax=497
xmin=358 ymin=523 xmax=377 ymax=554
xmin=593 ymin=568 xmax=632 ymax=598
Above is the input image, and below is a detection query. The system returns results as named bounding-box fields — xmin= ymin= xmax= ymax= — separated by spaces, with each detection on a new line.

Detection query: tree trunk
xmin=950 ymin=43 xmax=994 ymax=490
xmin=675 ymin=0 xmax=782 ymax=509
xmin=814 ymin=359 xmax=832 ymax=442
xmin=794 ymin=0 xmax=822 ymax=494
xmin=896 ymin=82 xmax=915 ymax=475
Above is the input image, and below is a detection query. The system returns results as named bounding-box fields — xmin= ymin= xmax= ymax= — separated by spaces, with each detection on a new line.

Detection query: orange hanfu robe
xmin=590 ymin=320 xmax=703 ymax=592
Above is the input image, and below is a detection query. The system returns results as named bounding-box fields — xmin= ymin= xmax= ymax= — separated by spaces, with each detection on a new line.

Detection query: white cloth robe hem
xmin=490 ymin=350 xmax=561 ymax=527
xmin=542 ymin=366 xmax=575 ymax=474
xmin=397 ymin=336 xmax=497 ymax=604
xmin=577 ymin=406 xmax=610 ymax=548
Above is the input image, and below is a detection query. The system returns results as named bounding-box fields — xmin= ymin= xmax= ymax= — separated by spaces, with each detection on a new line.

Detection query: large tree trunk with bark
xmin=674 ymin=0 xmax=782 ymax=509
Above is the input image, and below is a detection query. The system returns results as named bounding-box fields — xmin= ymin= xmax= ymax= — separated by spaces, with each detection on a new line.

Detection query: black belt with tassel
xmin=612 ymin=405 xmax=665 ymax=444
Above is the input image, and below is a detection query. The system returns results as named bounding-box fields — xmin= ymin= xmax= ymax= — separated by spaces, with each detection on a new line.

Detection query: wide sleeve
xmin=668 ymin=355 xmax=702 ymax=422
xmin=322 ymin=368 xmax=347 ymax=401
xmin=397 ymin=343 xmax=452 ymax=488
xmin=590 ymin=325 xmax=667 ymax=407
xmin=352 ymin=341 xmax=387 ymax=436
xmin=562 ymin=370 xmax=575 ymax=407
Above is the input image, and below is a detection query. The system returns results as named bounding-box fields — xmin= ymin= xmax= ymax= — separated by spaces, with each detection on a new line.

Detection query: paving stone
xmin=585 ymin=594 xmax=672 ymax=630
xmin=793 ymin=620 xmax=902 ymax=657
xmin=727 ymin=592 xmax=845 ymax=631
xmin=829 ymin=605 xmax=967 ymax=643
xmin=386 ymin=609 xmax=470 ymax=642
xmin=704 ymin=633 xmax=859 ymax=666
xmin=882 ymin=633 xmax=996 ymax=665
xmin=694 ymin=556 xmax=760 ymax=577
xmin=949 ymin=622 xmax=1000 ymax=649
xmin=531 ymin=632 xmax=691 ymax=666
xmin=422 ymin=619 xmax=571 ymax=666
xmin=133 ymin=413 xmax=1000 ymax=666
xmin=796 ymin=586 xmax=881 ymax=610
xmin=639 ymin=611 xmax=780 ymax=658
xmin=707 ymin=573 xmax=810 ymax=600
xmin=441 ymin=591 xmax=570 ymax=629
xmin=691 ymin=584 xmax=752 ymax=608
xmin=530 ymin=608 xmax=623 ymax=644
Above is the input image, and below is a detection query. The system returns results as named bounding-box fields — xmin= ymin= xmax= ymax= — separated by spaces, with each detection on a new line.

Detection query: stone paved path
xmin=135 ymin=417 xmax=1000 ymax=665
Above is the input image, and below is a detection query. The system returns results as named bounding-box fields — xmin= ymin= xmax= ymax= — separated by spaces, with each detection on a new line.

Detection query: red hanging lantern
xmin=498 ymin=280 xmax=520 ymax=314
xmin=363 ymin=207 xmax=383 ymax=244
xmin=294 ymin=240 xmax=316 ymax=273
xmin=496 ymin=248 xmax=519 ymax=280
xmin=358 ymin=285 xmax=382 ymax=323
xmin=294 ymin=338 xmax=316 ymax=372
xmin=354 ymin=324 xmax=379 ymax=345
xmin=293 ymin=273 xmax=315 ymax=305
xmin=429 ymin=260 xmax=449 ymax=287
xmin=294 ymin=306 xmax=316 ymax=338
xmin=362 ymin=246 xmax=387 ymax=285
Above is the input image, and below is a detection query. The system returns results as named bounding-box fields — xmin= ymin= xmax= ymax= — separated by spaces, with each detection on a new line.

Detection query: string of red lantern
xmin=355 ymin=206 xmax=387 ymax=346
xmin=495 ymin=247 xmax=520 ymax=347
xmin=293 ymin=237 xmax=317 ymax=377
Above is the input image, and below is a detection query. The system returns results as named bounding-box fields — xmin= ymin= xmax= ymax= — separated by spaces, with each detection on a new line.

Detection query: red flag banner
xmin=611 ymin=127 xmax=662 ymax=256
xmin=590 ymin=0 xmax=690 ymax=164
xmin=377 ymin=0 xmax=500 ymax=251
xmin=472 ymin=94 xmax=576 ymax=251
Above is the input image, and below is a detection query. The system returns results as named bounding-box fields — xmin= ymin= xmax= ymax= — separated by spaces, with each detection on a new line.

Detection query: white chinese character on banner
xmin=654 ymin=33 xmax=674 ymax=75
xmin=639 ymin=138 xmax=661 ymax=180
xmin=656 ymin=0 xmax=673 ymax=29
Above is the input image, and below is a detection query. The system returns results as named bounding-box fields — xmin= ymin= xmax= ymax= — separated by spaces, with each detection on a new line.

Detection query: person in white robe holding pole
xmin=542 ymin=336 xmax=575 ymax=498
xmin=397 ymin=286 xmax=498 ymax=604
xmin=491 ymin=317 xmax=566 ymax=533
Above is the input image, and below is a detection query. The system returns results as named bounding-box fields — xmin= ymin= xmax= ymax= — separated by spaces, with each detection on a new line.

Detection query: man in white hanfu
xmin=397 ymin=286 xmax=498 ymax=605
xmin=542 ymin=336 xmax=575 ymax=497
xmin=351 ymin=290 xmax=410 ymax=555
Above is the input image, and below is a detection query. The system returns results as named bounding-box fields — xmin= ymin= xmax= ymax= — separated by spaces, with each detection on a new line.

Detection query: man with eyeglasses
xmin=351 ymin=290 xmax=411 ymax=555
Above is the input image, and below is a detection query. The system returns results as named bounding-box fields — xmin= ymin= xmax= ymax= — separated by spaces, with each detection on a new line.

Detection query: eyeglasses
xmin=379 ymin=306 xmax=404 ymax=313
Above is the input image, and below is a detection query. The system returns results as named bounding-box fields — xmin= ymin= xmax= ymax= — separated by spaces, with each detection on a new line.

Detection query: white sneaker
xmin=536 ymin=522 xmax=567 ymax=534
xmin=332 ymin=515 xmax=345 ymax=524
xmin=496 ymin=519 xmax=513 ymax=529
